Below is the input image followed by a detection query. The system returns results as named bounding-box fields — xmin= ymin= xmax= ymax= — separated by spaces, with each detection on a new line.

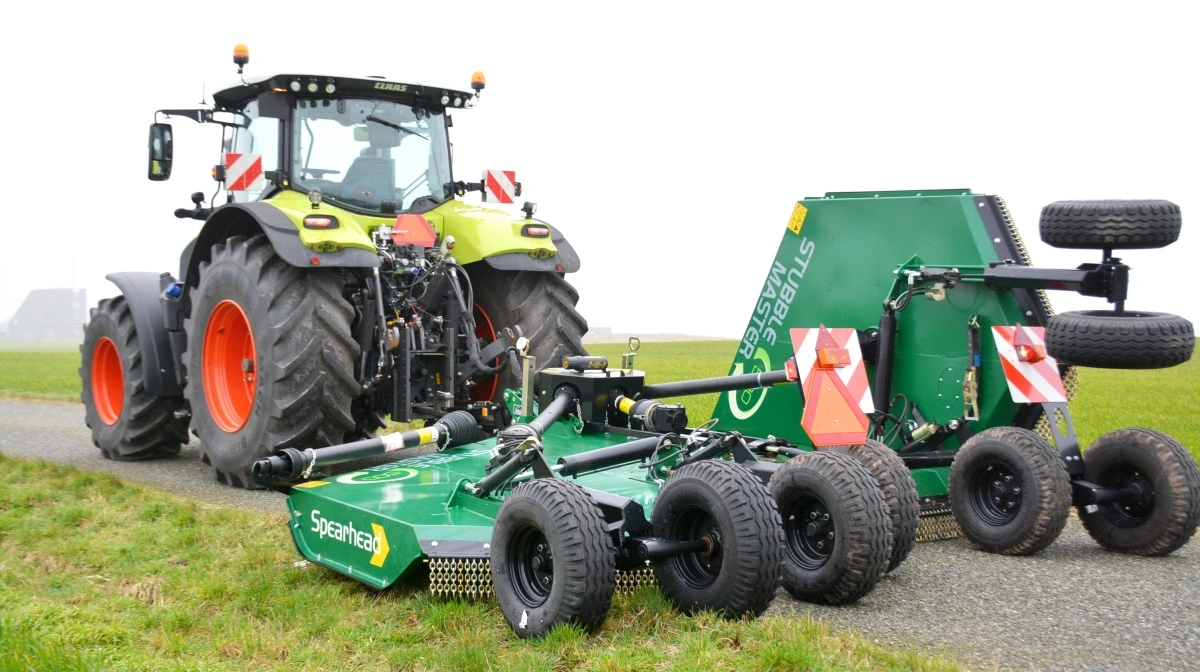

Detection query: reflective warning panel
xmin=992 ymin=325 xmax=1067 ymax=404
xmin=792 ymin=326 xmax=870 ymax=446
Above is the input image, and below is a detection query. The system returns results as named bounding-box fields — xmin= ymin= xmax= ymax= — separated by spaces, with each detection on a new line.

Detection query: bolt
xmin=1005 ymin=475 xmax=1013 ymax=482
xmin=809 ymin=512 xmax=818 ymax=520
xmin=789 ymin=514 xmax=796 ymax=521
xmin=993 ymin=480 xmax=1001 ymax=487
xmin=823 ymin=513 xmax=830 ymax=521
xmin=994 ymin=497 xmax=1001 ymax=503
xmin=542 ymin=576 xmax=551 ymax=585
xmin=817 ymin=541 xmax=825 ymax=549
xmin=1012 ymin=487 xmax=1021 ymax=495
xmin=827 ymin=532 xmax=834 ymax=540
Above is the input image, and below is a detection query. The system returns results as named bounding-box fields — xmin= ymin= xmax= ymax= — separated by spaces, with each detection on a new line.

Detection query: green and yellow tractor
xmin=81 ymin=46 xmax=586 ymax=487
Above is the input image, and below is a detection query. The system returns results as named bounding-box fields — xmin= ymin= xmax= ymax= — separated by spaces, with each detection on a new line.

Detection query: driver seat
xmin=340 ymin=156 xmax=395 ymax=205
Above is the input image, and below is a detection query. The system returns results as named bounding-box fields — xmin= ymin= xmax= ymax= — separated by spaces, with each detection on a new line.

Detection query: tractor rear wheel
xmin=80 ymin=296 xmax=189 ymax=459
xmin=830 ymin=440 xmax=920 ymax=573
xmin=490 ymin=479 xmax=615 ymax=638
xmin=950 ymin=427 xmax=1071 ymax=555
xmin=770 ymin=451 xmax=892 ymax=604
xmin=468 ymin=265 xmax=588 ymax=398
xmin=183 ymin=235 xmax=360 ymax=488
xmin=651 ymin=460 xmax=783 ymax=617
xmin=1078 ymin=428 xmax=1200 ymax=556
xmin=1045 ymin=310 xmax=1194 ymax=369
xmin=1039 ymin=199 xmax=1181 ymax=250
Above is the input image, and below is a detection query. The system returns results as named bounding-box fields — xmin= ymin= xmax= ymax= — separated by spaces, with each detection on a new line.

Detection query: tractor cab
xmin=150 ymin=68 xmax=480 ymax=217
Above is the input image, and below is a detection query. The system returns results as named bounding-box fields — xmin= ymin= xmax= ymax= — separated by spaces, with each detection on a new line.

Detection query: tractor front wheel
xmin=950 ymin=427 xmax=1071 ymax=555
xmin=1078 ymin=428 xmax=1200 ymax=556
xmin=770 ymin=451 xmax=892 ymax=604
xmin=80 ymin=296 xmax=189 ymax=459
xmin=183 ymin=235 xmax=360 ymax=488
xmin=490 ymin=479 xmax=615 ymax=638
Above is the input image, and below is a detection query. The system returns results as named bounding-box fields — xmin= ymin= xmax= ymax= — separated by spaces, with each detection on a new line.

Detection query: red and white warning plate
xmin=992 ymin=325 xmax=1067 ymax=404
xmin=224 ymin=153 xmax=264 ymax=192
xmin=482 ymin=169 xmax=516 ymax=203
xmin=790 ymin=327 xmax=874 ymax=414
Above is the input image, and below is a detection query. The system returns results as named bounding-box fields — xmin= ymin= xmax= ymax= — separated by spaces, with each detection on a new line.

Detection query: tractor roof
xmin=212 ymin=74 xmax=475 ymax=111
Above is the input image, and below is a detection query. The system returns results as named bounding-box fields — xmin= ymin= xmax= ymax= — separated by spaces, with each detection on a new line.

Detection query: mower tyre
xmin=184 ymin=235 xmax=360 ymax=488
xmin=950 ymin=427 xmax=1071 ymax=555
xmin=469 ymin=265 xmax=588 ymax=397
xmin=1045 ymin=310 xmax=1194 ymax=370
xmin=830 ymin=440 xmax=920 ymax=573
xmin=1078 ymin=428 xmax=1200 ymax=556
xmin=491 ymin=479 xmax=615 ymax=638
xmin=652 ymin=460 xmax=783 ymax=617
xmin=80 ymin=296 xmax=189 ymax=460
xmin=769 ymin=451 xmax=891 ymax=604
xmin=1039 ymin=199 xmax=1181 ymax=250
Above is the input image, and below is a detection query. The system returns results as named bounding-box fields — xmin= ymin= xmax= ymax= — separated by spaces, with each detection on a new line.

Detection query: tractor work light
xmin=325 ymin=81 xmax=336 ymax=94
xmin=307 ymin=81 xmax=319 ymax=93
xmin=454 ymin=97 xmax=462 ymax=107
xmin=441 ymin=94 xmax=450 ymax=105
xmin=290 ymin=80 xmax=301 ymax=92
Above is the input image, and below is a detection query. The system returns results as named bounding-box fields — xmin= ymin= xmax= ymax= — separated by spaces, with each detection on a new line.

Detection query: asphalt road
xmin=2 ymin=399 xmax=1198 ymax=672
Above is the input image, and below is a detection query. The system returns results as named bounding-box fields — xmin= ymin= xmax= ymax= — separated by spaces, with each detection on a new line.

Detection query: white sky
xmin=1 ymin=1 xmax=1195 ymax=337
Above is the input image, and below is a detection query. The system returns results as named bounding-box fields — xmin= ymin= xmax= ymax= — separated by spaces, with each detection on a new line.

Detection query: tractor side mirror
xmin=148 ymin=123 xmax=173 ymax=181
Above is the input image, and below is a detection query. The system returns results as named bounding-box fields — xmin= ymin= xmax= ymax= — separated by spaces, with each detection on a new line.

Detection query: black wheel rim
xmin=1097 ymin=463 xmax=1155 ymax=527
xmin=969 ymin=459 xmax=1023 ymax=525
xmin=508 ymin=523 xmax=553 ymax=607
xmin=667 ymin=505 xmax=722 ymax=589
xmin=782 ymin=493 xmax=834 ymax=571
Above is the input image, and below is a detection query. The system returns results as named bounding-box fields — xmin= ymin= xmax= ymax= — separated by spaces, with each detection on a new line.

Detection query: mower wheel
xmin=1045 ymin=310 xmax=1193 ymax=369
xmin=80 ymin=296 xmax=189 ymax=460
xmin=769 ymin=451 xmax=891 ymax=604
xmin=1078 ymin=428 xmax=1200 ymax=556
xmin=491 ymin=479 xmax=615 ymax=638
xmin=1039 ymin=199 xmax=1181 ymax=250
xmin=830 ymin=440 xmax=920 ymax=573
xmin=184 ymin=235 xmax=360 ymax=488
xmin=652 ymin=460 xmax=783 ymax=617
xmin=469 ymin=265 xmax=588 ymax=397
xmin=950 ymin=427 xmax=1071 ymax=555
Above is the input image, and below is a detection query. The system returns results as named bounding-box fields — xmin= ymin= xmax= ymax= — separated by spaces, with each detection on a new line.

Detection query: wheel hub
xmin=970 ymin=461 xmax=1023 ymax=525
xmin=785 ymin=494 xmax=834 ymax=569
xmin=509 ymin=525 xmax=553 ymax=607
xmin=91 ymin=336 xmax=125 ymax=425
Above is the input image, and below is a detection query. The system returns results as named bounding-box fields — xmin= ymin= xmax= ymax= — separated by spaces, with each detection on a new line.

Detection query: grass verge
xmin=0 ymin=454 xmax=958 ymax=671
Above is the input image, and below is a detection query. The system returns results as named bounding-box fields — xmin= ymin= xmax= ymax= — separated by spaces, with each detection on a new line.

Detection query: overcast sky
xmin=1 ymin=1 xmax=1195 ymax=338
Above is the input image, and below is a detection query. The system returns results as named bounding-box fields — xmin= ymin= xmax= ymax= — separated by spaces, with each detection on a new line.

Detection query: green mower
xmin=716 ymin=190 xmax=1199 ymax=566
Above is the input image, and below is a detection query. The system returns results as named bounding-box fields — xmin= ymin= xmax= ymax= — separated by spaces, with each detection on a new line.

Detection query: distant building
xmin=5 ymin=289 xmax=87 ymax=340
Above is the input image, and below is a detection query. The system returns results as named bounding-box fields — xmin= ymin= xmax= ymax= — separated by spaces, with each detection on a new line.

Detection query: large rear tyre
xmin=769 ymin=451 xmax=891 ymax=604
xmin=1039 ymin=199 xmax=1181 ymax=250
xmin=468 ymin=265 xmax=588 ymax=398
xmin=491 ymin=479 xmax=615 ymax=638
xmin=1045 ymin=310 xmax=1193 ymax=369
xmin=183 ymin=235 xmax=360 ymax=488
xmin=651 ymin=460 xmax=783 ymax=617
xmin=80 ymin=296 xmax=188 ymax=460
xmin=950 ymin=427 xmax=1071 ymax=555
xmin=830 ymin=440 xmax=920 ymax=572
xmin=1078 ymin=428 xmax=1200 ymax=556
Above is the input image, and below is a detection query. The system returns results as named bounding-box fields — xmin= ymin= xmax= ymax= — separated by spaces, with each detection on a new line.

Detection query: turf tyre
xmin=1078 ymin=428 xmax=1200 ymax=556
xmin=830 ymin=440 xmax=920 ymax=572
xmin=769 ymin=451 xmax=892 ymax=604
xmin=80 ymin=296 xmax=189 ymax=459
xmin=950 ymin=427 xmax=1071 ymax=555
xmin=1039 ymin=199 xmax=1181 ymax=249
xmin=1045 ymin=310 xmax=1193 ymax=369
xmin=490 ymin=479 xmax=616 ymax=638
xmin=183 ymin=235 xmax=360 ymax=488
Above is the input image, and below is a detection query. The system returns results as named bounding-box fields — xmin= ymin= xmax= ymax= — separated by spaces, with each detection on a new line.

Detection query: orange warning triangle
xmin=801 ymin=368 xmax=870 ymax=447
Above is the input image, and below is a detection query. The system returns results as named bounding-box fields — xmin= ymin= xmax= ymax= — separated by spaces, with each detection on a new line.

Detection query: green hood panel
xmin=261 ymin=192 xmax=558 ymax=264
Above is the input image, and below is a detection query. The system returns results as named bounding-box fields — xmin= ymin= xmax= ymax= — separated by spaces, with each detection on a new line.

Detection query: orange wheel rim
xmin=471 ymin=302 xmax=500 ymax=402
xmin=203 ymin=300 xmax=257 ymax=432
xmin=92 ymin=337 xmax=124 ymax=425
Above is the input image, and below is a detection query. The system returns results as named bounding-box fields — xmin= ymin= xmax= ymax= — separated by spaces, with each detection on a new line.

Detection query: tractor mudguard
xmin=180 ymin=202 xmax=379 ymax=288
xmin=483 ymin=226 xmax=581 ymax=273
xmin=104 ymin=272 xmax=182 ymax=397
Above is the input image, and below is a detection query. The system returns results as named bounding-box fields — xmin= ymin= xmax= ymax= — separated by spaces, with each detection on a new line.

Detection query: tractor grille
xmin=426 ymin=558 xmax=656 ymax=600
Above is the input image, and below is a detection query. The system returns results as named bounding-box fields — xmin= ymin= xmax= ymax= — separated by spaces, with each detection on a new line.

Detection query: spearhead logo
xmin=310 ymin=510 xmax=390 ymax=567
xmin=729 ymin=347 xmax=770 ymax=419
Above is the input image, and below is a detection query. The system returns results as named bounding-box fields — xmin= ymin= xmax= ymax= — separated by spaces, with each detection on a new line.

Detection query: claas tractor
xmin=80 ymin=46 xmax=587 ymax=487
xmin=715 ymin=190 xmax=1199 ymax=598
